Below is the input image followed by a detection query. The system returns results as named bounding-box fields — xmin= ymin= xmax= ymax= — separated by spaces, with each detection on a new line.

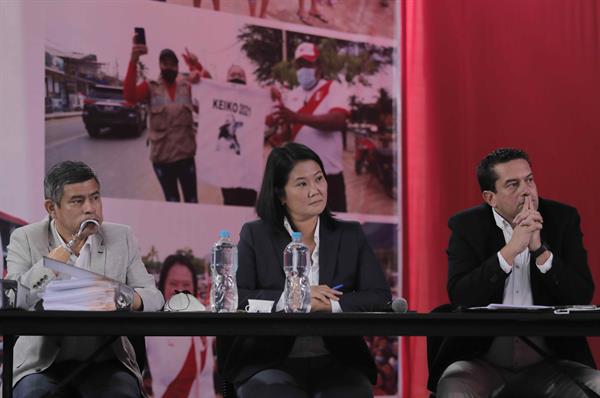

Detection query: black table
xmin=2 ymin=310 xmax=600 ymax=397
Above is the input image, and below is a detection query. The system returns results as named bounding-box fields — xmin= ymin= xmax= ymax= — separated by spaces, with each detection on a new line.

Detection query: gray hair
xmin=44 ymin=161 xmax=100 ymax=204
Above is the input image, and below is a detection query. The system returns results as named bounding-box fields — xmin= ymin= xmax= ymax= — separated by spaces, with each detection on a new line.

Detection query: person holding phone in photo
xmin=124 ymin=28 xmax=203 ymax=203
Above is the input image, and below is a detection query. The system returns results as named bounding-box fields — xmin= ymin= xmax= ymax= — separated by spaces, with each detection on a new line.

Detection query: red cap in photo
xmin=294 ymin=42 xmax=319 ymax=62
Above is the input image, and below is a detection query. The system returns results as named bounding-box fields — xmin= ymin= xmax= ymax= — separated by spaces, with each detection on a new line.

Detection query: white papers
xmin=469 ymin=303 xmax=600 ymax=314
xmin=554 ymin=305 xmax=600 ymax=314
xmin=468 ymin=303 xmax=553 ymax=311
xmin=43 ymin=257 xmax=107 ymax=281
xmin=40 ymin=279 xmax=117 ymax=311
xmin=41 ymin=257 xmax=118 ymax=311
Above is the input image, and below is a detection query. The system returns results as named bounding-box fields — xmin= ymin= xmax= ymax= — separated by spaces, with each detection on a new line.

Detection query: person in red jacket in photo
xmin=124 ymin=40 xmax=208 ymax=203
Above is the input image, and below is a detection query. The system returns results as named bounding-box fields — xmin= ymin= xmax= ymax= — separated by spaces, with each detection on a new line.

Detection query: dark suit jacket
xmin=428 ymin=198 xmax=596 ymax=391
xmin=217 ymin=217 xmax=392 ymax=384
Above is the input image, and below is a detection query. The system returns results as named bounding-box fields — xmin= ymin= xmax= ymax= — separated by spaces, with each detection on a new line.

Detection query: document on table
xmin=553 ymin=305 xmax=600 ymax=314
xmin=468 ymin=303 xmax=600 ymax=313
xmin=468 ymin=303 xmax=553 ymax=311
xmin=41 ymin=257 xmax=121 ymax=311
xmin=40 ymin=279 xmax=118 ymax=311
xmin=43 ymin=257 xmax=110 ymax=281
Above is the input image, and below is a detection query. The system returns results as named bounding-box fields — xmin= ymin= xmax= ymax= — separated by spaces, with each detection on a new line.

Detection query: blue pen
xmin=332 ymin=284 xmax=344 ymax=291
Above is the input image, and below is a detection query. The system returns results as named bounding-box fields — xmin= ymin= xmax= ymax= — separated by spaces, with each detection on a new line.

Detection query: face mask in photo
xmin=161 ymin=69 xmax=178 ymax=84
xmin=297 ymin=67 xmax=317 ymax=91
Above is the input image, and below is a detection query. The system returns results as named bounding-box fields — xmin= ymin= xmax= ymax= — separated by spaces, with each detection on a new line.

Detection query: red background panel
xmin=403 ymin=1 xmax=600 ymax=396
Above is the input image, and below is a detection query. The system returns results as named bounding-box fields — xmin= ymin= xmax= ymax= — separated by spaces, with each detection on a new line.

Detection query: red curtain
xmin=402 ymin=1 xmax=600 ymax=396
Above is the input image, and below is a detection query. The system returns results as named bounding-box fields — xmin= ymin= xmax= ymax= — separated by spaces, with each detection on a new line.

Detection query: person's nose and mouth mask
xmin=297 ymin=67 xmax=317 ymax=90
xmin=161 ymin=69 xmax=178 ymax=84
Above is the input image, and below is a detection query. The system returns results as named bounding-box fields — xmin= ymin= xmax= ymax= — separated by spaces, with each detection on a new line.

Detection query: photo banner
xmin=0 ymin=0 xmax=401 ymax=396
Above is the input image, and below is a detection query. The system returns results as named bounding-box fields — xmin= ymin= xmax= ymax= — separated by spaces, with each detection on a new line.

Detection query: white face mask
xmin=297 ymin=67 xmax=317 ymax=90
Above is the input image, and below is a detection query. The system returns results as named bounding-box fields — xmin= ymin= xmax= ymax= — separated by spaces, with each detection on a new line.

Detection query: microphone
xmin=391 ymin=298 xmax=408 ymax=313
xmin=76 ymin=219 xmax=100 ymax=238
xmin=376 ymin=298 xmax=409 ymax=313
xmin=78 ymin=219 xmax=100 ymax=234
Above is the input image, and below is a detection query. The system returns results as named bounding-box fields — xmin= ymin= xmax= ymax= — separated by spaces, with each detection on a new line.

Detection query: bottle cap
xmin=291 ymin=231 xmax=302 ymax=241
xmin=219 ymin=230 xmax=230 ymax=238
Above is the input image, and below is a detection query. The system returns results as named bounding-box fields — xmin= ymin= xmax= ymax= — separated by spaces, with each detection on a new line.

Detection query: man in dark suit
xmin=432 ymin=148 xmax=600 ymax=397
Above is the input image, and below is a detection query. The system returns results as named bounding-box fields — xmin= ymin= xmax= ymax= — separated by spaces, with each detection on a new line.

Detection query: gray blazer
xmin=5 ymin=217 xmax=165 ymax=389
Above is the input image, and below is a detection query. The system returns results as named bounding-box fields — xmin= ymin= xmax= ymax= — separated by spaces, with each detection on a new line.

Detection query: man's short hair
xmin=44 ymin=161 xmax=100 ymax=204
xmin=159 ymin=48 xmax=178 ymax=65
xmin=476 ymin=148 xmax=531 ymax=192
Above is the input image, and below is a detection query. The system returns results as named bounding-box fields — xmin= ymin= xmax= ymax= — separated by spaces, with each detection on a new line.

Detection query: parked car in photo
xmin=82 ymin=84 xmax=147 ymax=138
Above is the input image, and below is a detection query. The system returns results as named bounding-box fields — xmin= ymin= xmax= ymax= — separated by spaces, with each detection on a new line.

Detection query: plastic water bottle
xmin=210 ymin=230 xmax=238 ymax=313
xmin=283 ymin=232 xmax=311 ymax=313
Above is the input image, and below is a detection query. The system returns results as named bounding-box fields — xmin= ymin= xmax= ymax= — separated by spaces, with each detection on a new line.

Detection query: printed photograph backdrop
xmin=44 ymin=1 xmax=397 ymax=215
xmin=3 ymin=0 xmax=401 ymax=396
xmin=161 ymin=0 xmax=396 ymax=39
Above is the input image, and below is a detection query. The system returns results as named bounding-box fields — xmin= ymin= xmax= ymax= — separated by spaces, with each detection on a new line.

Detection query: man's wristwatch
xmin=530 ymin=242 xmax=549 ymax=259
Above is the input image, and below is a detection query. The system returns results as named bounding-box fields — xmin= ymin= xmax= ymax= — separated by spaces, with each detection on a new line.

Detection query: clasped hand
xmin=503 ymin=196 xmax=543 ymax=262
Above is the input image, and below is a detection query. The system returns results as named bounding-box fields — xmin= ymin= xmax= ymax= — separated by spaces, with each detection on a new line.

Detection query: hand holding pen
xmin=311 ymin=284 xmax=343 ymax=304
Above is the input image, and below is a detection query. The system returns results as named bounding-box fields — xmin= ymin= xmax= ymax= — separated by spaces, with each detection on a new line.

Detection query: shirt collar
xmin=492 ymin=208 xmax=512 ymax=232
xmin=51 ymin=219 xmax=94 ymax=249
xmin=283 ymin=216 xmax=320 ymax=245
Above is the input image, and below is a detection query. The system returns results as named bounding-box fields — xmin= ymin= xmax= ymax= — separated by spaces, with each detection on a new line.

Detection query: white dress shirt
xmin=51 ymin=219 xmax=94 ymax=271
xmin=484 ymin=209 xmax=554 ymax=369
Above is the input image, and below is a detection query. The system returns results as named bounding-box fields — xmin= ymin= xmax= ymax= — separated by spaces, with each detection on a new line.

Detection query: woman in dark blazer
xmin=218 ymin=143 xmax=392 ymax=398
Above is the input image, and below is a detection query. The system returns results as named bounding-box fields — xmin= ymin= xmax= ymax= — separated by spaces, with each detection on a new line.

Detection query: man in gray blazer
xmin=6 ymin=160 xmax=164 ymax=398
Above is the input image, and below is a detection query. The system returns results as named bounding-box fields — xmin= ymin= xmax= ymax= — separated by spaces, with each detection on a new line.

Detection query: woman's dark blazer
xmin=217 ymin=217 xmax=392 ymax=385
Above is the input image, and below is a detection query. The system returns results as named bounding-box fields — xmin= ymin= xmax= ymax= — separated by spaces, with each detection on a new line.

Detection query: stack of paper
xmin=41 ymin=257 xmax=119 ymax=311
xmin=40 ymin=279 xmax=117 ymax=311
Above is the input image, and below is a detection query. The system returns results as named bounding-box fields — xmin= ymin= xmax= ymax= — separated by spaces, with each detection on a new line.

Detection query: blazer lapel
xmin=41 ymin=220 xmax=54 ymax=257
xmin=490 ymin=225 xmax=505 ymax=254
xmin=90 ymin=230 xmax=107 ymax=276
xmin=484 ymin=207 xmax=507 ymax=256
xmin=318 ymin=221 xmax=340 ymax=286
xmin=269 ymin=226 xmax=289 ymax=279
xmin=538 ymin=199 xmax=550 ymax=245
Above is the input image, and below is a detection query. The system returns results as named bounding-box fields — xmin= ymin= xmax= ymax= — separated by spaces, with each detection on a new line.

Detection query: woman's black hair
xmin=157 ymin=254 xmax=199 ymax=297
xmin=255 ymin=142 xmax=335 ymax=231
